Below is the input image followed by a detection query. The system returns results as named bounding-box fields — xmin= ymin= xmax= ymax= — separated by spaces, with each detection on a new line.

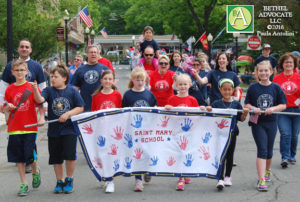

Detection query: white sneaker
xmin=134 ymin=179 xmax=144 ymax=192
xmin=105 ymin=181 xmax=115 ymax=193
xmin=224 ymin=177 xmax=232 ymax=186
xmin=216 ymin=180 xmax=225 ymax=190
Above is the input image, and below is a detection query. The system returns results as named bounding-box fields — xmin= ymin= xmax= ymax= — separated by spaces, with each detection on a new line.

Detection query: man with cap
xmin=254 ymin=44 xmax=277 ymax=80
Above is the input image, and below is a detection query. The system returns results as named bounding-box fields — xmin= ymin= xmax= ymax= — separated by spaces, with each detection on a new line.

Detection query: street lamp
xmin=207 ymin=33 xmax=213 ymax=63
xmin=91 ymin=29 xmax=95 ymax=44
xmin=233 ymin=32 xmax=240 ymax=59
xmin=85 ymin=27 xmax=90 ymax=48
xmin=64 ymin=15 xmax=69 ymax=66
xmin=132 ymin=35 xmax=135 ymax=47
xmin=191 ymin=36 xmax=196 ymax=56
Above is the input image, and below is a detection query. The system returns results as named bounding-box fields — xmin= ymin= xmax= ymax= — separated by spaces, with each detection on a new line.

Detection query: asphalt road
xmin=0 ymin=65 xmax=299 ymax=202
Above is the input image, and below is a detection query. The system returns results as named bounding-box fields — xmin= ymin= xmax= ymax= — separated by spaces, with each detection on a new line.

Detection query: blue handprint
xmin=113 ymin=160 xmax=120 ymax=171
xmin=183 ymin=153 xmax=193 ymax=167
xmin=124 ymin=157 xmax=132 ymax=169
xmin=181 ymin=118 xmax=193 ymax=132
xmin=97 ymin=136 xmax=106 ymax=147
xmin=202 ymin=132 xmax=212 ymax=144
xmin=131 ymin=114 xmax=143 ymax=128
xmin=124 ymin=133 xmax=133 ymax=148
xmin=149 ymin=156 xmax=159 ymax=166
xmin=212 ymin=156 xmax=219 ymax=169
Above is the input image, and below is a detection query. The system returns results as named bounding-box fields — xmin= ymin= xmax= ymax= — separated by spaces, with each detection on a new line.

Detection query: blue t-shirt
xmin=189 ymin=70 xmax=208 ymax=106
xmin=244 ymin=82 xmax=287 ymax=123
xmin=212 ymin=99 xmax=242 ymax=135
xmin=41 ymin=86 xmax=85 ymax=137
xmin=254 ymin=55 xmax=277 ymax=68
xmin=2 ymin=59 xmax=45 ymax=84
xmin=169 ymin=66 xmax=185 ymax=75
xmin=122 ymin=89 xmax=157 ymax=107
xmin=206 ymin=69 xmax=240 ymax=104
xmin=140 ymin=39 xmax=160 ymax=57
xmin=71 ymin=63 xmax=108 ymax=111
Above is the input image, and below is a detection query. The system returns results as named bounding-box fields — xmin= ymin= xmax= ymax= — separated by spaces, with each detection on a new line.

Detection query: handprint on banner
xmin=131 ymin=114 xmax=143 ymax=128
xmin=181 ymin=118 xmax=193 ymax=132
xmin=93 ymin=157 xmax=103 ymax=169
xmin=108 ymin=144 xmax=118 ymax=155
xmin=216 ymin=119 xmax=229 ymax=129
xmin=133 ymin=148 xmax=143 ymax=159
xmin=124 ymin=157 xmax=132 ymax=169
xmin=111 ymin=126 xmax=124 ymax=140
xmin=82 ymin=124 xmax=93 ymax=134
xmin=97 ymin=136 xmax=106 ymax=147
xmin=177 ymin=136 xmax=188 ymax=151
xmin=149 ymin=156 xmax=159 ymax=166
xmin=184 ymin=153 xmax=193 ymax=167
xmin=124 ymin=133 xmax=133 ymax=148
xmin=202 ymin=132 xmax=212 ymax=144
xmin=166 ymin=156 xmax=176 ymax=166
xmin=212 ymin=156 xmax=219 ymax=169
xmin=198 ymin=146 xmax=210 ymax=160
xmin=159 ymin=116 xmax=170 ymax=128
xmin=113 ymin=160 xmax=120 ymax=171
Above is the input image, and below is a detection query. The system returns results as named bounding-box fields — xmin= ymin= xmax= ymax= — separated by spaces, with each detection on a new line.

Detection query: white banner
xmin=71 ymin=107 xmax=237 ymax=181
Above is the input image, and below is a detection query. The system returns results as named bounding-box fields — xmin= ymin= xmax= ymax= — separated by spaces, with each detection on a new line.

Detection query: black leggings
xmin=220 ymin=135 xmax=237 ymax=180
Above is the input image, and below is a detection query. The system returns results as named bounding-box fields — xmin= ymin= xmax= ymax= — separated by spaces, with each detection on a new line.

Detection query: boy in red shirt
xmin=4 ymin=59 xmax=45 ymax=196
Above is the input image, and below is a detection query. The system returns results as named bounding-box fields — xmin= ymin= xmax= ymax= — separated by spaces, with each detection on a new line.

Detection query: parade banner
xmin=71 ymin=108 xmax=237 ymax=182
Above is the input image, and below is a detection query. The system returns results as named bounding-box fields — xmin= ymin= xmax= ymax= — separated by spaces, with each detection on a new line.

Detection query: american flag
xmin=79 ymin=7 xmax=93 ymax=28
xmin=100 ymin=28 xmax=108 ymax=38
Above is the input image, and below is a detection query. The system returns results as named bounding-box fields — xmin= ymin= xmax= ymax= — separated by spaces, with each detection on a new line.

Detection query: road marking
xmin=0 ymin=169 xmax=15 ymax=173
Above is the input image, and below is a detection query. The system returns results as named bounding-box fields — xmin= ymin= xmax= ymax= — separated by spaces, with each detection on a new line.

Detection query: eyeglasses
xmin=159 ymin=62 xmax=168 ymax=66
xmin=193 ymin=64 xmax=201 ymax=66
xmin=74 ymin=59 xmax=81 ymax=61
xmin=88 ymin=51 xmax=98 ymax=54
xmin=13 ymin=69 xmax=27 ymax=72
xmin=144 ymin=54 xmax=154 ymax=57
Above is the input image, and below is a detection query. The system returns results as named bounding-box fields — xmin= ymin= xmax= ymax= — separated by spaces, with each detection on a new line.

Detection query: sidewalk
xmin=0 ymin=112 xmax=6 ymax=130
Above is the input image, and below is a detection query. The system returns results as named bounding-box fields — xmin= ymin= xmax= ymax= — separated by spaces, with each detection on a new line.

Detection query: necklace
xmin=283 ymin=73 xmax=293 ymax=81
xmin=222 ymin=99 xmax=233 ymax=109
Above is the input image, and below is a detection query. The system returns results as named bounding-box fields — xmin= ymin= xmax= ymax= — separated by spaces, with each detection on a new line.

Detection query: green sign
xmin=227 ymin=5 xmax=254 ymax=33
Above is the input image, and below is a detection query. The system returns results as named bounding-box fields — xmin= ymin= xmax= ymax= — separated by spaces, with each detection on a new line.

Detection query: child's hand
xmin=172 ymin=74 xmax=177 ymax=81
xmin=29 ymin=81 xmax=38 ymax=91
xmin=264 ymin=107 xmax=273 ymax=115
xmin=4 ymin=103 xmax=16 ymax=112
xmin=243 ymin=107 xmax=250 ymax=115
xmin=199 ymin=106 xmax=206 ymax=110
xmin=37 ymin=116 xmax=45 ymax=127
xmin=58 ymin=112 xmax=69 ymax=122
xmin=205 ymin=106 xmax=213 ymax=112
xmin=165 ymin=105 xmax=173 ymax=110
xmin=253 ymin=107 xmax=261 ymax=115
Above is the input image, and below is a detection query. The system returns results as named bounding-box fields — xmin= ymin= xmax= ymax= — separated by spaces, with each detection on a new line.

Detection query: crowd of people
xmin=0 ymin=25 xmax=299 ymax=197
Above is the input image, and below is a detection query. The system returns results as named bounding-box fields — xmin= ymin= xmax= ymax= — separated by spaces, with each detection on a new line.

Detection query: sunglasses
xmin=144 ymin=54 xmax=154 ymax=57
xmin=192 ymin=64 xmax=200 ymax=66
xmin=159 ymin=62 xmax=168 ymax=66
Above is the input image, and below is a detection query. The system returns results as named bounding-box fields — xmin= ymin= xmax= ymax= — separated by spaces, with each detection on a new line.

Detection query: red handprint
xmin=133 ymin=148 xmax=143 ymax=159
xmin=82 ymin=124 xmax=93 ymax=134
xmin=108 ymin=144 xmax=118 ymax=155
xmin=216 ymin=119 xmax=229 ymax=129
xmin=160 ymin=116 xmax=170 ymax=128
xmin=198 ymin=146 xmax=210 ymax=160
xmin=166 ymin=156 xmax=176 ymax=166
xmin=111 ymin=126 xmax=124 ymax=140
xmin=177 ymin=136 xmax=188 ymax=151
xmin=93 ymin=157 xmax=103 ymax=168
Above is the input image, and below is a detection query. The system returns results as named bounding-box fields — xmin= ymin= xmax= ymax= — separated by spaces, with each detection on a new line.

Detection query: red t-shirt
xmin=5 ymin=82 xmax=40 ymax=132
xmin=273 ymin=72 xmax=300 ymax=108
xmin=98 ymin=57 xmax=115 ymax=72
xmin=144 ymin=64 xmax=155 ymax=75
xmin=91 ymin=90 xmax=122 ymax=111
xmin=149 ymin=70 xmax=174 ymax=106
xmin=167 ymin=95 xmax=199 ymax=107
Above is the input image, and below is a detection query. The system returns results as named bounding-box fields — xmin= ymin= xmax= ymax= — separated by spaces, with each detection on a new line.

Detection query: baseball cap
xmin=262 ymin=44 xmax=271 ymax=49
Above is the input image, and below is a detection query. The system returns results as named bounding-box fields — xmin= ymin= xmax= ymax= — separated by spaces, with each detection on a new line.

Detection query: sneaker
xmin=32 ymin=169 xmax=41 ymax=188
xmin=134 ymin=179 xmax=144 ymax=192
xmin=232 ymin=162 xmax=237 ymax=167
xmin=288 ymin=158 xmax=296 ymax=165
xmin=281 ymin=160 xmax=288 ymax=168
xmin=176 ymin=178 xmax=185 ymax=191
xmin=105 ymin=181 xmax=115 ymax=193
xmin=144 ymin=174 xmax=151 ymax=183
xmin=54 ymin=180 xmax=64 ymax=193
xmin=64 ymin=177 xmax=74 ymax=194
xmin=264 ymin=170 xmax=272 ymax=182
xmin=25 ymin=165 xmax=32 ymax=173
xmin=216 ymin=180 xmax=225 ymax=190
xmin=224 ymin=177 xmax=232 ymax=186
xmin=18 ymin=184 xmax=29 ymax=196
xmin=257 ymin=179 xmax=268 ymax=192
xmin=184 ymin=177 xmax=191 ymax=184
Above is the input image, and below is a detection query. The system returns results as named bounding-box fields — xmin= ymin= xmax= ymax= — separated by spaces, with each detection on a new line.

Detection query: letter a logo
xmin=227 ymin=5 xmax=254 ymax=33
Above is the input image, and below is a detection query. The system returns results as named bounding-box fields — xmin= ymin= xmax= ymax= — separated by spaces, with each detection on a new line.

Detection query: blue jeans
xmin=278 ymin=107 xmax=300 ymax=161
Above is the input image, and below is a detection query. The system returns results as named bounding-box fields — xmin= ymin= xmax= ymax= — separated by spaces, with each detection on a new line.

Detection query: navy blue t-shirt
xmin=254 ymin=55 xmax=277 ymax=68
xmin=122 ymin=89 xmax=157 ymax=107
xmin=206 ymin=69 xmax=240 ymax=104
xmin=41 ymin=86 xmax=85 ymax=137
xmin=71 ymin=63 xmax=108 ymax=111
xmin=244 ymin=82 xmax=287 ymax=123
xmin=2 ymin=59 xmax=45 ymax=84
xmin=140 ymin=39 xmax=160 ymax=57
xmin=169 ymin=66 xmax=185 ymax=75
xmin=212 ymin=99 xmax=242 ymax=135
xmin=189 ymin=70 xmax=208 ymax=106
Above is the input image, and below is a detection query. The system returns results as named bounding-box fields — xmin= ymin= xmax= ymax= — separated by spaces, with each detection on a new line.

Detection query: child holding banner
xmin=245 ymin=60 xmax=287 ymax=192
xmin=211 ymin=78 xmax=249 ymax=190
xmin=31 ymin=64 xmax=84 ymax=194
xmin=123 ymin=67 xmax=157 ymax=192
